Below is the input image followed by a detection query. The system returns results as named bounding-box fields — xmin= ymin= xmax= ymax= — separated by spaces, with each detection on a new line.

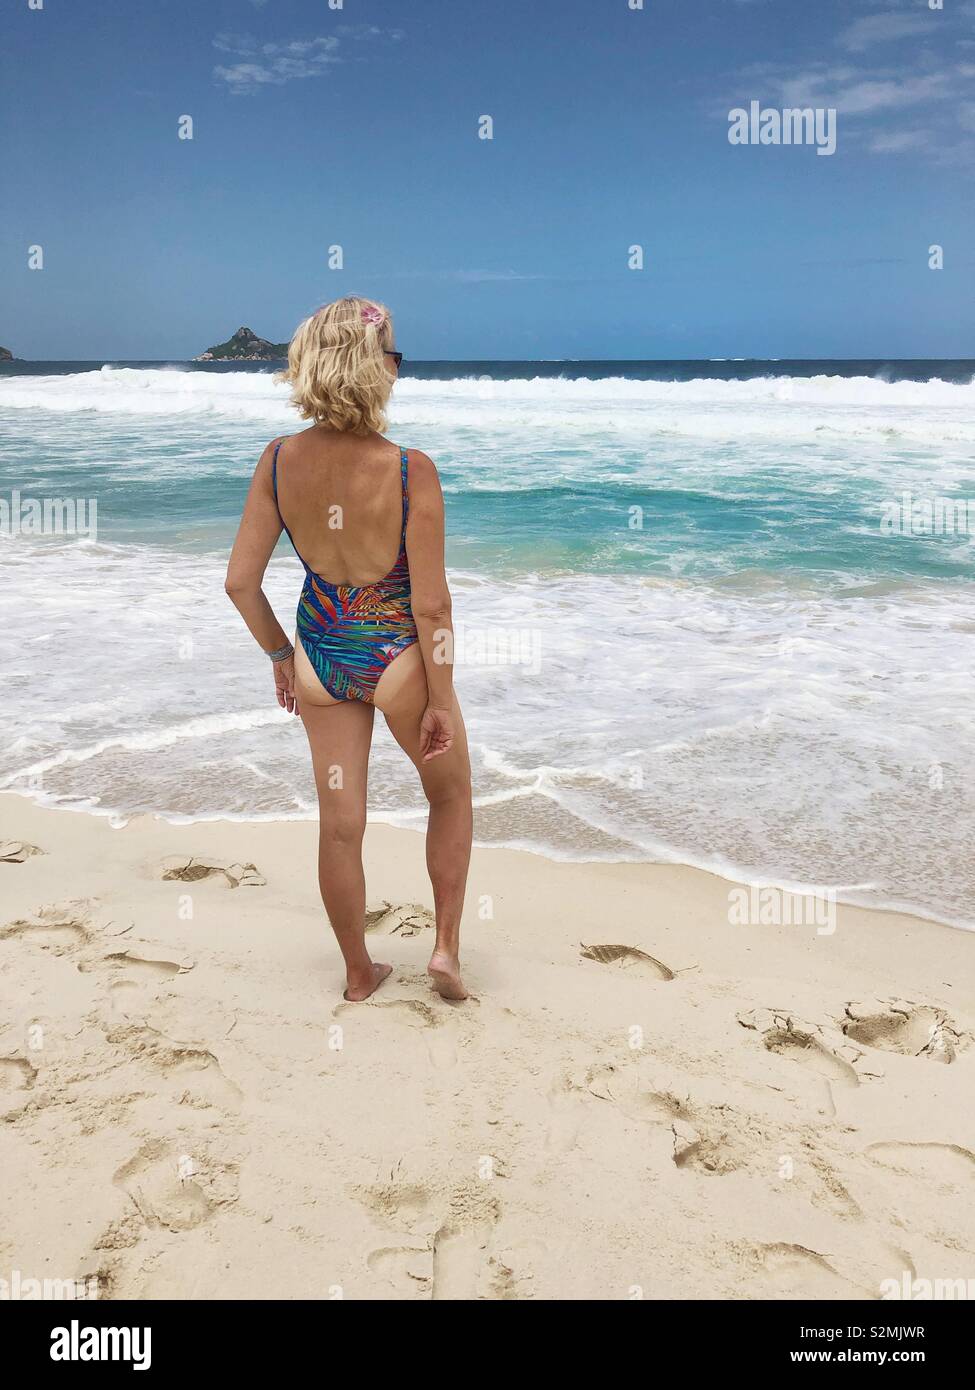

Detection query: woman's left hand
xmin=273 ymin=654 xmax=297 ymax=714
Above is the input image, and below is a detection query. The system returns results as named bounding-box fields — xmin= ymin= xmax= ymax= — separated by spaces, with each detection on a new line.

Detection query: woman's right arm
xmin=404 ymin=450 xmax=456 ymax=759
xmin=224 ymin=439 xmax=297 ymax=714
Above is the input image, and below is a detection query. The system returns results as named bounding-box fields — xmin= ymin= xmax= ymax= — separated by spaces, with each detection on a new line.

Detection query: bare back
xmin=275 ymin=428 xmax=406 ymax=586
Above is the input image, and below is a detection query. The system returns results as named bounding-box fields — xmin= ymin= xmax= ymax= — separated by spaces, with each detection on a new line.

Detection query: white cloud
xmin=761 ymin=65 xmax=952 ymax=116
xmin=839 ymin=12 xmax=933 ymax=53
xmin=214 ymin=33 xmax=258 ymax=57
xmin=213 ymin=29 xmax=400 ymax=93
xmin=723 ymin=1 xmax=975 ymax=161
xmin=869 ymin=129 xmax=931 ymax=153
xmin=450 ymin=270 xmax=545 ymax=283
xmin=337 ymin=25 xmax=405 ymax=43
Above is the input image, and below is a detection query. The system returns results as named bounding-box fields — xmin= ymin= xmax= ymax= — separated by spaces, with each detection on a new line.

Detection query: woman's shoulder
xmin=252 ymin=434 xmax=286 ymax=473
xmin=401 ymin=446 xmax=438 ymax=478
xmin=260 ymin=433 xmax=290 ymax=460
xmin=400 ymin=448 xmax=443 ymax=511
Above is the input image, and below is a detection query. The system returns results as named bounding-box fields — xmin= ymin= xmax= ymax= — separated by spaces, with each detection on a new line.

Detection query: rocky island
xmin=195 ymin=326 xmax=289 ymax=362
xmin=0 ymin=346 xmax=13 ymax=361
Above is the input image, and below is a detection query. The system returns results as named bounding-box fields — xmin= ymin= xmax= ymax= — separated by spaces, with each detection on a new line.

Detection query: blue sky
xmin=2 ymin=0 xmax=973 ymax=359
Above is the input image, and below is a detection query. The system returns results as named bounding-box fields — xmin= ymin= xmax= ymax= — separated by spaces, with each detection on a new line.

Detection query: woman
xmin=225 ymin=297 xmax=472 ymax=1002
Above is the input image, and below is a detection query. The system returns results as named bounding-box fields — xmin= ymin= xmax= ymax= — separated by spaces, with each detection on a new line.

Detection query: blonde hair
xmin=279 ymin=296 xmax=395 ymax=434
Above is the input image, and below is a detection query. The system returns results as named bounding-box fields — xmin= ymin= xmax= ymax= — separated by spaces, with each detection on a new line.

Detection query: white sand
xmin=1 ymin=793 xmax=973 ymax=1300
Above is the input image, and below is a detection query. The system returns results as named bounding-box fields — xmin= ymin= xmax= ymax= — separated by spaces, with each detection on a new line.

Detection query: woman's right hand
xmin=273 ymin=653 xmax=297 ymax=715
xmin=420 ymin=705 xmax=454 ymax=761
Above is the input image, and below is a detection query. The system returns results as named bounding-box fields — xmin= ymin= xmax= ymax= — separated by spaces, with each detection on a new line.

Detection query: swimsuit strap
xmin=271 ymin=438 xmax=308 ymax=572
xmin=271 ymin=439 xmax=281 ymax=500
xmin=399 ymin=446 xmax=409 ymax=539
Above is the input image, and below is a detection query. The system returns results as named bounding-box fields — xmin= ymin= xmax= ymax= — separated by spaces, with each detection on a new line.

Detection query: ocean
xmin=1 ymin=358 xmax=973 ymax=929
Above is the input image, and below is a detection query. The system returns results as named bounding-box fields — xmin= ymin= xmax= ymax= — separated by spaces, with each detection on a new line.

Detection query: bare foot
xmin=428 ymin=951 xmax=468 ymax=1001
xmin=343 ymin=961 xmax=393 ymax=1002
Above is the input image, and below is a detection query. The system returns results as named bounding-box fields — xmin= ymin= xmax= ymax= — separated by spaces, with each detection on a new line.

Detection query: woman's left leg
xmin=374 ymin=644 xmax=472 ymax=999
xmin=300 ymin=695 xmax=390 ymax=1001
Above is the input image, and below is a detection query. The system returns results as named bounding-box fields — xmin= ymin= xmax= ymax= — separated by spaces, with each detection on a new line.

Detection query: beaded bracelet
xmin=266 ymin=642 xmax=294 ymax=663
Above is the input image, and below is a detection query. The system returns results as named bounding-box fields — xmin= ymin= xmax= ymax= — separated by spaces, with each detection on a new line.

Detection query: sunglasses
xmin=385 ymin=350 xmax=403 ymax=368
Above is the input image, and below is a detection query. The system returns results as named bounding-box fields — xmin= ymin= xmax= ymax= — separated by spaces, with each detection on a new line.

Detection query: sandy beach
xmin=1 ymin=792 xmax=973 ymax=1301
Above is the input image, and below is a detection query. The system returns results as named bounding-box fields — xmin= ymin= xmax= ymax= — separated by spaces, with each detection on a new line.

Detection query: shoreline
xmin=2 ymin=791 xmax=973 ymax=1298
xmin=1 ymin=788 xmax=971 ymax=937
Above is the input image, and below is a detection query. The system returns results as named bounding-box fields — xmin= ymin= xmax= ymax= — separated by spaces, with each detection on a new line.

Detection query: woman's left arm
xmin=225 ymin=439 xmax=297 ymax=714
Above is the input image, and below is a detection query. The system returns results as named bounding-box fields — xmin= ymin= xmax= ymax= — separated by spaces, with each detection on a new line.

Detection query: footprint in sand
xmin=563 ymin=1061 xmax=815 ymax=1185
xmin=158 ymin=856 xmax=266 ymax=889
xmin=431 ymin=1218 xmax=494 ymax=1300
xmin=356 ymin=1179 xmax=436 ymax=1232
xmin=365 ymin=902 xmax=435 ymax=938
xmin=167 ymin=1050 xmax=243 ymax=1110
xmin=80 ymin=949 xmax=194 ymax=1018
xmin=113 ymin=1139 xmax=239 ymax=1233
xmin=842 ymin=999 xmax=970 ymax=1065
xmin=738 ymin=1008 xmax=880 ymax=1114
xmin=0 ymin=840 xmax=45 ymax=864
xmin=544 ymin=1071 xmax=588 ymax=1153
xmin=546 ymin=1063 xmax=696 ymax=1160
xmin=431 ymin=1185 xmax=501 ymax=1301
xmin=365 ymin=1244 xmax=432 ymax=1295
xmin=751 ymin=1241 xmax=873 ymax=1300
xmin=670 ymin=1115 xmax=748 ymax=1176
xmin=584 ymin=1062 xmax=689 ymax=1124
xmin=580 ymin=943 xmax=675 ymax=982
xmin=0 ymin=1055 xmax=35 ymax=1091
xmin=334 ymin=997 xmax=459 ymax=1070
xmin=99 ymin=950 xmax=190 ymax=978
xmin=362 ymin=1181 xmax=502 ymax=1300
xmin=107 ymin=1021 xmax=243 ymax=1110
xmin=654 ymin=1094 xmax=847 ymax=1192
xmin=802 ymin=1146 xmax=863 ymax=1219
xmin=865 ymin=1141 xmax=975 ymax=1185
xmin=480 ymin=1245 xmax=540 ymax=1300
xmin=0 ymin=909 xmax=89 ymax=954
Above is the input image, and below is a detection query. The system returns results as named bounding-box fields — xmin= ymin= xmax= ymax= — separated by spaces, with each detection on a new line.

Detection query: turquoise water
xmin=1 ymin=399 xmax=971 ymax=582
xmin=1 ymin=362 xmax=973 ymax=927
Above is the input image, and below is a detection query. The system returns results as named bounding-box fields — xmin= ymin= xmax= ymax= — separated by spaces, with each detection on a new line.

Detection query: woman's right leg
xmin=374 ymin=645 xmax=473 ymax=999
xmin=298 ymin=652 xmax=390 ymax=1001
